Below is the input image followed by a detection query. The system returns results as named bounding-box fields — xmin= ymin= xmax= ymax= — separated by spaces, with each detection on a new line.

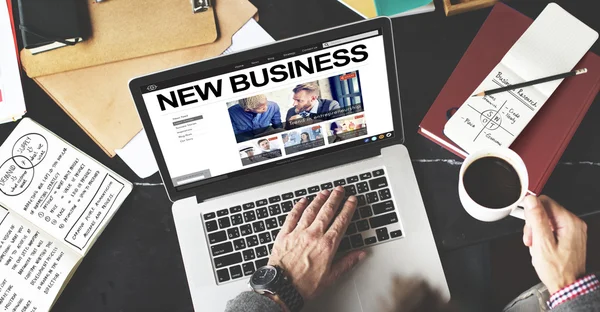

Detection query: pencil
xmin=472 ymin=68 xmax=588 ymax=97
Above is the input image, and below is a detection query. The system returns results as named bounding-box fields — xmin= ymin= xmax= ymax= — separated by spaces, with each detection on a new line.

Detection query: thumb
xmin=523 ymin=196 xmax=555 ymax=247
xmin=523 ymin=223 xmax=532 ymax=247
xmin=326 ymin=250 xmax=367 ymax=286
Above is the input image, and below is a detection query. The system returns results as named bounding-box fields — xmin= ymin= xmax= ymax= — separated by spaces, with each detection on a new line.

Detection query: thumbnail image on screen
xmin=326 ymin=114 xmax=367 ymax=144
xmin=238 ymin=136 xmax=283 ymax=166
xmin=282 ymin=125 xmax=325 ymax=155
xmin=226 ymin=71 xmax=364 ymax=143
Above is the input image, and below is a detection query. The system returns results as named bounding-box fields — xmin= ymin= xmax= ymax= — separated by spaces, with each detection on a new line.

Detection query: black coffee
xmin=463 ymin=156 xmax=521 ymax=209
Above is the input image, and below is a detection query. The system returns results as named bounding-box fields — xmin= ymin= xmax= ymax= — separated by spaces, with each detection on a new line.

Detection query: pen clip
xmin=191 ymin=0 xmax=211 ymax=13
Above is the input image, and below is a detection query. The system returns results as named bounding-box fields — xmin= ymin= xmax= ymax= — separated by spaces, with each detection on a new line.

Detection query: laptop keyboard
xmin=202 ymin=167 xmax=404 ymax=284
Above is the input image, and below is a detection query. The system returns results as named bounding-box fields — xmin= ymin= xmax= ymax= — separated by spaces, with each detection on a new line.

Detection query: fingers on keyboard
xmin=206 ymin=168 xmax=404 ymax=284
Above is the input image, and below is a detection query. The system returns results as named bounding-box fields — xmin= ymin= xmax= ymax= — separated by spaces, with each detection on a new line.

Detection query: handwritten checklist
xmin=0 ymin=119 xmax=131 ymax=312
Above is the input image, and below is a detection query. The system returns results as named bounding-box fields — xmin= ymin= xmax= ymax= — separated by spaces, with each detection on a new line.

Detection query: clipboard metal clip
xmin=191 ymin=0 xmax=211 ymax=13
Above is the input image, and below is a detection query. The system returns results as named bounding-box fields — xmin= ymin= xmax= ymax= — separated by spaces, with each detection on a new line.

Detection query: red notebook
xmin=418 ymin=3 xmax=600 ymax=195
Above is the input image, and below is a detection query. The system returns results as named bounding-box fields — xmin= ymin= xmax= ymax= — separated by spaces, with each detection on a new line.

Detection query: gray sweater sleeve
xmin=553 ymin=290 xmax=600 ymax=312
xmin=225 ymin=291 xmax=283 ymax=312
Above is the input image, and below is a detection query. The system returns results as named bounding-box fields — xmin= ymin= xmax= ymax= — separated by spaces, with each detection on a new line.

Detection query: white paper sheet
xmin=0 ymin=1 xmax=26 ymax=123
xmin=118 ymin=18 xmax=275 ymax=179
xmin=115 ymin=129 xmax=158 ymax=179
xmin=222 ymin=18 xmax=276 ymax=55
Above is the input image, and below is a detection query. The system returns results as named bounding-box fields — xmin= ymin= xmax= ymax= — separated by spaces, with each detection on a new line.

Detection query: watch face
xmin=251 ymin=266 xmax=277 ymax=286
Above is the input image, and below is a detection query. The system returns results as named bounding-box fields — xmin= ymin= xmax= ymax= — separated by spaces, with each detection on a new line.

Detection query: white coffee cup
xmin=458 ymin=148 xmax=529 ymax=222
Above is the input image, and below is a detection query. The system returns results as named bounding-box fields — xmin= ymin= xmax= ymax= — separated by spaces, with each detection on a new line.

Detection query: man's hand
xmin=268 ymin=186 xmax=367 ymax=301
xmin=288 ymin=115 xmax=302 ymax=121
xmin=522 ymin=195 xmax=587 ymax=294
xmin=383 ymin=276 xmax=454 ymax=312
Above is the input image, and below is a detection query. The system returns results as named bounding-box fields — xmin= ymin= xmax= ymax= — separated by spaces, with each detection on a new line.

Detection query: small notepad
xmin=444 ymin=3 xmax=598 ymax=154
xmin=0 ymin=118 xmax=132 ymax=311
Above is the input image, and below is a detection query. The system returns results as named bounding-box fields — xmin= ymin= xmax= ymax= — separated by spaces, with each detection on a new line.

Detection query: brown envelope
xmin=21 ymin=0 xmax=218 ymax=78
xmin=32 ymin=0 xmax=258 ymax=157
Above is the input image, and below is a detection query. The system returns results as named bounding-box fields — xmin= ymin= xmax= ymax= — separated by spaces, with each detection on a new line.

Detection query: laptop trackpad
xmin=305 ymin=245 xmax=405 ymax=312
xmin=306 ymin=273 xmax=364 ymax=312
xmin=306 ymin=264 xmax=396 ymax=312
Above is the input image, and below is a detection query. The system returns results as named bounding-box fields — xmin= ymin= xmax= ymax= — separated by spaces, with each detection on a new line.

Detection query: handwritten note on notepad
xmin=0 ymin=118 xmax=132 ymax=311
xmin=444 ymin=3 xmax=598 ymax=154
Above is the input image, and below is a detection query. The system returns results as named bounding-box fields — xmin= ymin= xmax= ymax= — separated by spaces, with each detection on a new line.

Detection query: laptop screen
xmin=139 ymin=28 xmax=395 ymax=190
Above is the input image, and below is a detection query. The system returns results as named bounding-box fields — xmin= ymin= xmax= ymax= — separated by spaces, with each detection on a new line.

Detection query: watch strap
xmin=277 ymin=275 xmax=304 ymax=312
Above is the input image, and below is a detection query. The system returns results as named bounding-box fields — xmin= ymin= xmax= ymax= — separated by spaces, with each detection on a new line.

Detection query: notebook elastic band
xmin=19 ymin=24 xmax=81 ymax=46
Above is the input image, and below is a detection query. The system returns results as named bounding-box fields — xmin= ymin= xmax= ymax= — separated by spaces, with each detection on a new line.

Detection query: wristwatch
xmin=248 ymin=265 xmax=304 ymax=312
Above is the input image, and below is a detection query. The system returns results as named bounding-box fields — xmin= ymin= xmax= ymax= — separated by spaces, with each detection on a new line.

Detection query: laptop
xmin=129 ymin=17 xmax=449 ymax=311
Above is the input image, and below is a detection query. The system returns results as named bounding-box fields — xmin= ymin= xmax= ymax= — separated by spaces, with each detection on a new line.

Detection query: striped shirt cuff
xmin=547 ymin=274 xmax=600 ymax=309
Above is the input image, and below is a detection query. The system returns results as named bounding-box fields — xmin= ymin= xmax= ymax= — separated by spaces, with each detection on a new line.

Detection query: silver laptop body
xmin=129 ymin=17 xmax=449 ymax=312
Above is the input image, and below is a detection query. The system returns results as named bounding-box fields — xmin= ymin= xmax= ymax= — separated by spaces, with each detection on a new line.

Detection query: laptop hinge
xmin=191 ymin=143 xmax=384 ymax=204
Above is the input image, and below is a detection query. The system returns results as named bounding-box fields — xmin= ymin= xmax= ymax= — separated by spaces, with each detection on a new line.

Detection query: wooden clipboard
xmin=21 ymin=0 xmax=218 ymax=78
xmin=30 ymin=0 xmax=258 ymax=157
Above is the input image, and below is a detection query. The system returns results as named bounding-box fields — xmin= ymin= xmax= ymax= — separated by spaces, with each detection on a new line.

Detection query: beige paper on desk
xmin=20 ymin=0 xmax=218 ymax=77
xmin=26 ymin=0 xmax=257 ymax=172
xmin=116 ymin=19 xmax=275 ymax=179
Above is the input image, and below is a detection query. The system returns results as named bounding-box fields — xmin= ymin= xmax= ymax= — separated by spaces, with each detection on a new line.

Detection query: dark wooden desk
xmin=3 ymin=0 xmax=598 ymax=310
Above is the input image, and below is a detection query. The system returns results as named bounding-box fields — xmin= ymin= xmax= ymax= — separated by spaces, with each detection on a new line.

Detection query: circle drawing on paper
xmin=0 ymin=156 xmax=34 ymax=196
xmin=12 ymin=133 xmax=48 ymax=169
xmin=479 ymin=109 xmax=502 ymax=131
